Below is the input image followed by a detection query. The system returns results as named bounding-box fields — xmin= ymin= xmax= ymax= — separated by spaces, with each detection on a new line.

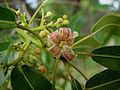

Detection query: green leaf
xmin=0 ymin=6 xmax=15 ymax=21
xmin=0 ymin=6 xmax=16 ymax=30
xmin=91 ymin=46 xmax=120 ymax=71
xmin=91 ymin=14 xmax=120 ymax=43
xmin=71 ymin=78 xmax=82 ymax=90
xmin=0 ymin=66 xmax=6 ymax=87
xmin=11 ymin=65 xmax=52 ymax=90
xmin=0 ymin=42 xmax=11 ymax=52
xmin=0 ymin=21 xmax=16 ymax=30
xmin=85 ymin=69 xmax=120 ymax=90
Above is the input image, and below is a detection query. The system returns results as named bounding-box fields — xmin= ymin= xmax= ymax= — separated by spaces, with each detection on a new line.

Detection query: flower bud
xmin=63 ymin=15 xmax=68 ymax=20
xmin=48 ymin=45 xmax=61 ymax=58
xmin=38 ymin=65 xmax=48 ymax=73
xmin=34 ymin=47 xmax=41 ymax=54
xmin=62 ymin=45 xmax=76 ymax=62
xmin=59 ymin=28 xmax=71 ymax=41
xmin=57 ymin=18 xmax=63 ymax=23
xmin=62 ymin=20 xmax=69 ymax=25
xmin=49 ymin=31 xmax=61 ymax=44
xmin=45 ymin=11 xmax=53 ymax=18
xmin=39 ymin=30 xmax=49 ymax=37
xmin=47 ymin=21 xmax=53 ymax=27
xmin=16 ymin=9 xmax=21 ymax=16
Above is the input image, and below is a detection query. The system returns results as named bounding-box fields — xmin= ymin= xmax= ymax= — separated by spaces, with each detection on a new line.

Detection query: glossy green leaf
xmin=71 ymin=78 xmax=82 ymax=90
xmin=11 ymin=65 xmax=52 ymax=90
xmin=91 ymin=46 xmax=120 ymax=71
xmin=0 ymin=66 xmax=6 ymax=87
xmin=85 ymin=69 xmax=120 ymax=90
xmin=91 ymin=14 xmax=120 ymax=42
xmin=0 ymin=42 xmax=10 ymax=52
xmin=0 ymin=6 xmax=16 ymax=30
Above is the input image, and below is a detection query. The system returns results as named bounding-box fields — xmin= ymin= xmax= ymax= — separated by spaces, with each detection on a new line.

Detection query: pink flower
xmin=48 ymin=28 xmax=78 ymax=62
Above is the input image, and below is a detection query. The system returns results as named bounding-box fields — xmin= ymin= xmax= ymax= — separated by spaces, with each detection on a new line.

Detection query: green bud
xmin=45 ymin=11 xmax=53 ymax=18
xmin=47 ymin=22 xmax=53 ymax=27
xmin=62 ymin=20 xmax=69 ymax=25
xmin=63 ymin=15 xmax=68 ymax=20
xmin=39 ymin=30 xmax=49 ymax=37
xmin=16 ymin=9 xmax=21 ymax=16
xmin=57 ymin=18 xmax=63 ymax=23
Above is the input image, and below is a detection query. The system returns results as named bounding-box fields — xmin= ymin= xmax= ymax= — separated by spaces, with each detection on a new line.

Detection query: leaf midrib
xmin=87 ymin=78 xmax=120 ymax=90
xmin=92 ymin=53 xmax=120 ymax=59
xmin=19 ymin=68 xmax=35 ymax=90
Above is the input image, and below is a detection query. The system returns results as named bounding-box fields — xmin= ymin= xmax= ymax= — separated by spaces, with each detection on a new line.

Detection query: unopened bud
xmin=57 ymin=18 xmax=63 ymax=23
xmin=63 ymin=15 xmax=68 ymax=20
xmin=62 ymin=20 xmax=69 ymax=25
xmin=16 ymin=9 xmax=21 ymax=16
xmin=38 ymin=65 xmax=48 ymax=73
xmin=39 ymin=30 xmax=49 ymax=37
xmin=34 ymin=47 xmax=41 ymax=54
xmin=45 ymin=11 xmax=53 ymax=18
xmin=47 ymin=22 xmax=53 ymax=27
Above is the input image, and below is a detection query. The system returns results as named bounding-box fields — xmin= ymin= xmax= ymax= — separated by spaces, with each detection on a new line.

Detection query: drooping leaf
xmin=11 ymin=65 xmax=52 ymax=90
xmin=85 ymin=69 xmax=120 ymax=90
xmin=91 ymin=14 xmax=120 ymax=43
xmin=0 ymin=6 xmax=16 ymax=30
xmin=0 ymin=66 xmax=6 ymax=87
xmin=91 ymin=46 xmax=120 ymax=71
xmin=0 ymin=42 xmax=11 ymax=52
xmin=71 ymin=78 xmax=82 ymax=90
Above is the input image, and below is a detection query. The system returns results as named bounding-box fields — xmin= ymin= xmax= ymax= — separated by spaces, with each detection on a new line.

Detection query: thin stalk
xmin=52 ymin=59 xmax=59 ymax=90
xmin=68 ymin=63 xmax=88 ymax=81
xmin=29 ymin=0 xmax=48 ymax=26
xmin=40 ymin=8 xmax=45 ymax=26
xmin=5 ymin=0 xmax=9 ymax=8
xmin=76 ymin=51 xmax=92 ymax=56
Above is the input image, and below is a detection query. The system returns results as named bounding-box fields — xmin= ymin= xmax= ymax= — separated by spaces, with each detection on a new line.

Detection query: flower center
xmin=58 ymin=41 xmax=66 ymax=48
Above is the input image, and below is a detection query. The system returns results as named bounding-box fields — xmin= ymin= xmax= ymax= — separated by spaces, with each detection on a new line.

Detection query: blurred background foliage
xmin=0 ymin=0 xmax=120 ymax=90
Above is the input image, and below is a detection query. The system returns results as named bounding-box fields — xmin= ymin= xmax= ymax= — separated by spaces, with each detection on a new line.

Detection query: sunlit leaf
xmin=11 ymin=65 xmax=52 ymax=90
xmin=91 ymin=14 xmax=120 ymax=43
xmin=91 ymin=46 xmax=120 ymax=71
xmin=86 ymin=69 xmax=120 ymax=90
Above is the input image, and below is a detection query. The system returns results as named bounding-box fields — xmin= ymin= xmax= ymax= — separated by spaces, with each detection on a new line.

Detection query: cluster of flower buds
xmin=52 ymin=15 xmax=69 ymax=28
xmin=44 ymin=11 xmax=69 ymax=28
xmin=48 ymin=28 xmax=78 ymax=62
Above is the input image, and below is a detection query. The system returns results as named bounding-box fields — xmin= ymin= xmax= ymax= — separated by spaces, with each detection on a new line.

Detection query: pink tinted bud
xmin=62 ymin=45 xmax=76 ymax=62
xmin=67 ymin=38 xmax=75 ymax=46
xmin=59 ymin=28 xmax=71 ymax=41
xmin=72 ymin=31 xmax=78 ymax=38
xmin=50 ymin=31 xmax=61 ymax=44
xmin=67 ymin=31 xmax=78 ymax=46
xmin=48 ymin=45 xmax=61 ymax=58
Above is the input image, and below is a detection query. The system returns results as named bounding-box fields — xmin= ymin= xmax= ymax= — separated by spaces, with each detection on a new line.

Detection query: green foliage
xmin=91 ymin=46 xmax=120 ymax=71
xmin=91 ymin=14 xmax=120 ymax=43
xmin=71 ymin=78 xmax=82 ymax=90
xmin=86 ymin=69 xmax=120 ymax=90
xmin=0 ymin=0 xmax=120 ymax=90
xmin=0 ymin=6 xmax=16 ymax=30
xmin=11 ymin=65 xmax=52 ymax=90
xmin=0 ymin=42 xmax=10 ymax=52
xmin=0 ymin=66 xmax=6 ymax=87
